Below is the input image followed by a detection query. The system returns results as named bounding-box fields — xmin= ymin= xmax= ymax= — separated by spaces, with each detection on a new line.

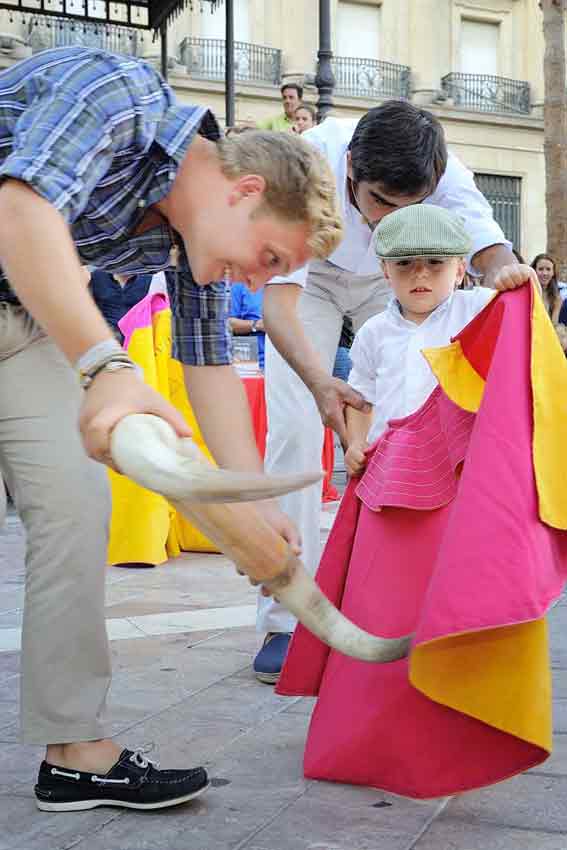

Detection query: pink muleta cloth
xmin=277 ymin=282 xmax=567 ymax=799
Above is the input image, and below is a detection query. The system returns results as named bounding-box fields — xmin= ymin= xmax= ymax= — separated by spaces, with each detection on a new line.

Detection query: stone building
xmin=0 ymin=0 xmax=548 ymax=259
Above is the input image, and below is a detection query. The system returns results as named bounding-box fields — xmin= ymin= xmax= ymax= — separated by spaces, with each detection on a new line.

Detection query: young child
xmin=276 ymin=204 xmax=549 ymax=800
xmin=344 ymin=205 xmax=537 ymax=478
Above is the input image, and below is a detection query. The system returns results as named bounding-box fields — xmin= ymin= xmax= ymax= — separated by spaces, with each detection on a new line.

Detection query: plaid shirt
xmin=0 ymin=47 xmax=231 ymax=366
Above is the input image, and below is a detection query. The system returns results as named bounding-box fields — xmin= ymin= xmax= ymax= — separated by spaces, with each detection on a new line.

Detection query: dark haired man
xmin=254 ymin=100 xmax=517 ymax=682
xmin=259 ymin=83 xmax=304 ymax=132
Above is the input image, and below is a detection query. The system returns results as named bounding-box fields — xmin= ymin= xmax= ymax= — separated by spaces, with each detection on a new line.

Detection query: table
xmin=242 ymin=374 xmax=339 ymax=503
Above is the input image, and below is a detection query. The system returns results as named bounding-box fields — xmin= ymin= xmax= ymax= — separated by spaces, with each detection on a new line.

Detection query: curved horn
xmin=169 ymin=495 xmax=411 ymax=663
xmin=111 ymin=414 xmax=322 ymax=503
xmin=110 ymin=414 xmax=412 ymax=663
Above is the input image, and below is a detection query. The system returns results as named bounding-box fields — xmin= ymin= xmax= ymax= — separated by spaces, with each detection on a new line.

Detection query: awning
xmin=0 ymin=0 xmax=224 ymax=32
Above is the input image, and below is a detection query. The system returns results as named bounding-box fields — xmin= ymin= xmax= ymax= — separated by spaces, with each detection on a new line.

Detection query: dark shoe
xmin=253 ymin=632 xmax=292 ymax=684
xmin=35 ymin=748 xmax=209 ymax=812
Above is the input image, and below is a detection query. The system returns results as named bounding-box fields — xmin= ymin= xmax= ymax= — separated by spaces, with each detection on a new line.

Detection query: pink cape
xmin=277 ymin=285 xmax=567 ymax=799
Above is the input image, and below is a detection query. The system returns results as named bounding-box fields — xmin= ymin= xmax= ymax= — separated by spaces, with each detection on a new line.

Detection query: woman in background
xmin=531 ymin=253 xmax=562 ymax=324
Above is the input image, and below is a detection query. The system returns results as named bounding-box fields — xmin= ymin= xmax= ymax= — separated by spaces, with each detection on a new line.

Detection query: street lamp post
xmin=160 ymin=21 xmax=168 ymax=79
xmin=315 ymin=0 xmax=335 ymax=121
xmin=225 ymin=0 xmax=235 ymax=127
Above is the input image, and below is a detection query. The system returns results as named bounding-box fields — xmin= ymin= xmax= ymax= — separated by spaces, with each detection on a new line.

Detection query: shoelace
xmin=129 ymin=747 xmax=160 ymax=770
xmin=50 ymin=746 xmax=161 ymax=785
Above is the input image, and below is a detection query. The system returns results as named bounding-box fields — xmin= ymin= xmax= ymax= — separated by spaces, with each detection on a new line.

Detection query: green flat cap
xmin=373 ymin=205 xmax=472 ymax=260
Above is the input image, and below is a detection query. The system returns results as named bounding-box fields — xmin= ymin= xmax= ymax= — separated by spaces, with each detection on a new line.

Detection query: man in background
xmin=88 ymin=270 xmax=153 ymax=343
xmin=259 ymin=83 xmax=303 ymax=132
xmin=229 ymin=282 xmax=265 ymax=370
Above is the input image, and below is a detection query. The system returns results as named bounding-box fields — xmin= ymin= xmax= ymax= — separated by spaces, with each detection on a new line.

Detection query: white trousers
xmin=258 ymin=260 xmax=391 ymax=633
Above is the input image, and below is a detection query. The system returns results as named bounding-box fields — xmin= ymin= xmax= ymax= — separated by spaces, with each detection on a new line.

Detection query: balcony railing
xmin=441 ymin=73 xmax=531 ymax=115
xmin=333 ymin=56 xmax=411 ymax=100
xmin=27 ymin=15 xmax=141 ymax=57
xmin=179 ymin=37 xmax=281 ymax=86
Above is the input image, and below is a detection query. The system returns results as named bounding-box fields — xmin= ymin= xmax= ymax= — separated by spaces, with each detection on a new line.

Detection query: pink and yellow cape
xmin=107 ymin=292 xmax=217 ymax=565
xmin=277 ymin=283 xmax=567 ymax=799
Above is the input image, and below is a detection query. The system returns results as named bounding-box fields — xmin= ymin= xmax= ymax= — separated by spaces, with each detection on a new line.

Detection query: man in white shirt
xmin=254 ymin=100 xmax=517 ymax=683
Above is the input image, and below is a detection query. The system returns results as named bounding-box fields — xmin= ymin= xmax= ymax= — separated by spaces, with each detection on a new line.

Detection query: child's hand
xmin=493 ymin=263 xmax=539 ymax=291
xmin=345 ymin=441 xmax=368 ymax=478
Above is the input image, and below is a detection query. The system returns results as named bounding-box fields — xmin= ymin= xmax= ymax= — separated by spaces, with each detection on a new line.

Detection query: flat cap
xmin=373 ymin=205 xmax=472 ymax=260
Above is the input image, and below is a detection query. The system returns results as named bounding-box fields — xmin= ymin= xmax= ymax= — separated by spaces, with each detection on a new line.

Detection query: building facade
xmin=0 ymin=0 xmax=547 ymax=260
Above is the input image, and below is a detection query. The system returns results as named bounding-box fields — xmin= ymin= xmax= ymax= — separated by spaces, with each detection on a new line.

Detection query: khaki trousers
xmin=260 ymin=260 xmax=391 ymax=633
xmin=0 ymin=304 xmax=112 ymax=744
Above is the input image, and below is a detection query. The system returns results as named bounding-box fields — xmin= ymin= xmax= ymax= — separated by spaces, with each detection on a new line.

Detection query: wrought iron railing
xmin=441 ymin=73 xmax=531 ymax=115
xmin=27 ymin=14 xmax=142 ymax=56
xmin=332 ymin=56 xmax=411 ymax=100
xmin=178 ymin=37 xmax=281 ymax=86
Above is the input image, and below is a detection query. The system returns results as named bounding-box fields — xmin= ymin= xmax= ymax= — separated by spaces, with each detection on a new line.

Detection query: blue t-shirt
xmin=229 ymin=283 xmax=265 ymax=369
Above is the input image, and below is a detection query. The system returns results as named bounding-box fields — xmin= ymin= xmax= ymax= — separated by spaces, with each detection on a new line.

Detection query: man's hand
xmin=493 ymin=264 xmax=539 ymax=291
xmin=79 ymin=368 xmax=191 ymax=465
xmin=255 ymin=500 xmax=302 ymax=555
xmin=250 ymin=500 xmax=303 ymax=597
xmin=344 ymin=441 xmax=367 ymax=478
xmin=310 ymin=375 xmax=371 ymax=444
xmin=472 ymin=243 xmax=518 ymax=289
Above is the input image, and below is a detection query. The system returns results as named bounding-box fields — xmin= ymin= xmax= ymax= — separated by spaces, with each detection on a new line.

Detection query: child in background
xmin=344 ymin=205 xmax=537 ymax=478
xmin=293 ymin=103 xmax=317 ymax=134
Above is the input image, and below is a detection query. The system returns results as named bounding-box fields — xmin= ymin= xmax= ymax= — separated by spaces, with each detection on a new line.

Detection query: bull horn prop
xmin=110 ymin=414 xmax=412 ymax=663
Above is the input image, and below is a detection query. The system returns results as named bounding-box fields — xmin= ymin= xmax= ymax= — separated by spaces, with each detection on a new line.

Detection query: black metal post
xmin=160 ymin=20 xmax=168 ymax=80
xmin=315 ymin=0 xmax=335 ymax=121
xmin=225 ymin=0 xmax=235 ymax=127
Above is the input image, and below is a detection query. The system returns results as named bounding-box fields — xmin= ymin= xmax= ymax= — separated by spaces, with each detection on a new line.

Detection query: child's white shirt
xmin=348 ymin=287 xmax=496 ymax=443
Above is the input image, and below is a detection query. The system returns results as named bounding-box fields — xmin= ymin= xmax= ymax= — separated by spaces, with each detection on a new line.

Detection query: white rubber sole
xmin=254 ymin=671 xmax=279 ymax=685
xmin=36 ymin=780 xmax=211 ymax=812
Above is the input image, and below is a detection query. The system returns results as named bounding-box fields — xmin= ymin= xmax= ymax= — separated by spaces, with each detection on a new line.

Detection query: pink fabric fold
xmin=118 ymin=292 xmax=169 ymax=350
xmin=356 ymin=387 xmax=475 ymax=512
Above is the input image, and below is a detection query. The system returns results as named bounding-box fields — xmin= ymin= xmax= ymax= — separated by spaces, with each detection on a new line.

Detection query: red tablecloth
xmin=242 ymin=375 xmax=339 ymax=502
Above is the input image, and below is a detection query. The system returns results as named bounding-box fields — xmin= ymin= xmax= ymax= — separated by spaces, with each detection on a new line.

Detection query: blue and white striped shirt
xmin=0 ymin=46 xmax=231 ymax=366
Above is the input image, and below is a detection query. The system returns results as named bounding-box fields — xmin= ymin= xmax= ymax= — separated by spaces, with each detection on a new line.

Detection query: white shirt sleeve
xmin=265 ymin=119 xmax=355 ymax=288
xmin=427 ymin=153 xmax=511 ymax=270
xmin=267 ymin=264 xmax=309 ymax=288
xmin=348 ymin=318 xmax=381 ymax=404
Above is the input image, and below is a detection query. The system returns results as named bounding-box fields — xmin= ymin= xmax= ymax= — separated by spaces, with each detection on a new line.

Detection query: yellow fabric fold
xmin=530 ymin=290 xmax=567 ymax=530
xmin=422 ymin=339 xmax=486 ymax=414
xmin=107 ymin=307 xmax=218 ymax=566
xmin=410 ymin=619 xmax=552 ymax=752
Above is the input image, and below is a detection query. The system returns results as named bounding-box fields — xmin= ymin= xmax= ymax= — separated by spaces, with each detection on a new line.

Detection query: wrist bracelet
xmin=76 ymin=339 xmax=123 ymax=373
xmin=80 ymin=356 xmax=138 ymax=390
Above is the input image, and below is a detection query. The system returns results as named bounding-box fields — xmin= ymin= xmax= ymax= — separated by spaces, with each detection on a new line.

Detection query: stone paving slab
xmin=412 ymin=821 xmax=567 ymax=850
xmin=2 ymin=510 xmax=567 ymax=849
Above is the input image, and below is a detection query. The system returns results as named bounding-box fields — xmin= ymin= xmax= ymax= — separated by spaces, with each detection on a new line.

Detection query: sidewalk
xmin=1 ymin=505 xmax=567 ymax=850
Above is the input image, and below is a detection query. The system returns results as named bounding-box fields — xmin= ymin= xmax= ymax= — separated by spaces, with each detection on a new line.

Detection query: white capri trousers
xmin=258 ymin=259 xmax=391 ymax=633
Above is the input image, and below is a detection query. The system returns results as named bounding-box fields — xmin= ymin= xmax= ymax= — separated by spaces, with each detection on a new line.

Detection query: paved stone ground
xmin=1 ymin=505 xmax=567 ymax=850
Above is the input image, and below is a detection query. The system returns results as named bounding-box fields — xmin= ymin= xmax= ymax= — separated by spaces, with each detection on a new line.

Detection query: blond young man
xmin=0 ymin=47 xmax=341 ymax=811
